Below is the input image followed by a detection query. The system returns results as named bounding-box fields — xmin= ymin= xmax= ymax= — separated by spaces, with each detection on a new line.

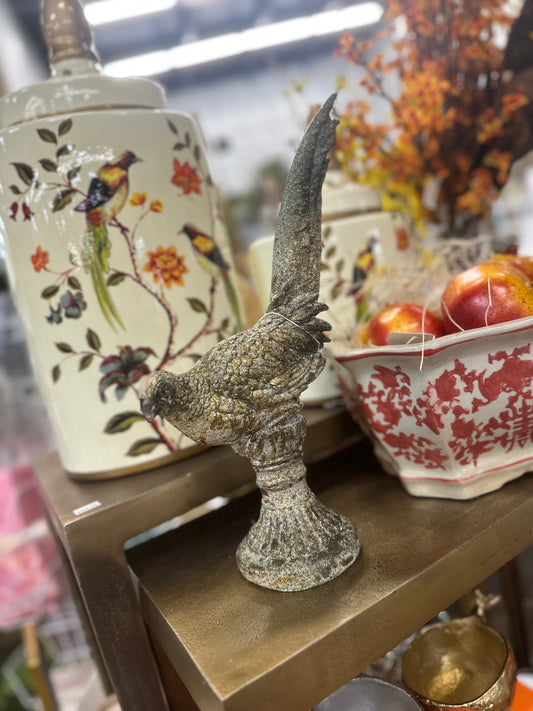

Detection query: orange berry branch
xmin=335 ymin=0 xmax=533 ymax=237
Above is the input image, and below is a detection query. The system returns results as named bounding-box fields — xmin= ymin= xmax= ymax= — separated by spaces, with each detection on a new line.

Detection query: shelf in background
xmin=127 ymin=446 xmax=533 ymax=711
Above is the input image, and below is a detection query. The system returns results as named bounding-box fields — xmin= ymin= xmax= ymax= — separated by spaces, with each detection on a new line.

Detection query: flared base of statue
xmin=233 ymin=413 xmax=361 ymax=592
xmin=236 ymin=478 xmax=361 ymax=591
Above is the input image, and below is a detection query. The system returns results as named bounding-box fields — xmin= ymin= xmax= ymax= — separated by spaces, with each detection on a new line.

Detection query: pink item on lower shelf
xmin=0 ymin=461 xmax=63 ymax=629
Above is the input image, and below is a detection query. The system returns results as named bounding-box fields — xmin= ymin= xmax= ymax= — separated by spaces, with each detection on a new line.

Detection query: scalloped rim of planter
xmin=336 ymin=314 xmax=533 ymax=363
xmin=335 ymin=315 xmax=533 ymax=499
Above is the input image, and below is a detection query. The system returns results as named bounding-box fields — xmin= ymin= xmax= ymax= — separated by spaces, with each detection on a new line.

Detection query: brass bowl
xmin=402 ymin=616 xmax=517 ymax=710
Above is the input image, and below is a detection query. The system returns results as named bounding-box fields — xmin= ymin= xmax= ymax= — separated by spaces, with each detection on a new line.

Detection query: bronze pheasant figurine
xmin=140 ymin=94 xmax=360 ymax=591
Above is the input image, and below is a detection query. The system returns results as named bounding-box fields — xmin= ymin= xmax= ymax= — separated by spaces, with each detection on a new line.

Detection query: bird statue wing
xmin=192 ymin=313 xmax=323 ymax=404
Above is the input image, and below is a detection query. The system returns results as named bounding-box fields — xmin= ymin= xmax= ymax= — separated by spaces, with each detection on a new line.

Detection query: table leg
xmin=499 ymin=558 xmax=530 ymax=668
xmin=67 ymin=538 xmax=169 ymax=711
xmin=43 ymin=510 xmax=112 ymax=694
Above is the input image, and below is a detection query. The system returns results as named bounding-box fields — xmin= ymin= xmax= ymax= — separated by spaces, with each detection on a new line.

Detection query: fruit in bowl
xmin=440 ymin=262 xmax=533 ymax=334
xmin=483 ymin=253 xmax=533 ymax=280
xmin=357 ymin=302 xmax=444 ymax=346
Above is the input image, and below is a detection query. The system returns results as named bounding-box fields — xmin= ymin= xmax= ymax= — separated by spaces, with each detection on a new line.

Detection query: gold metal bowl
xmin=402 ymin=616 xmax=517 ymax=710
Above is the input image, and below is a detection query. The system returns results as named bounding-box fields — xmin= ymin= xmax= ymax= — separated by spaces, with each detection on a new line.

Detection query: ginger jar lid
xmin=0 ymin=72 xmax=167 ymax=129
xmin=0 ymin=0 xmax=167 ymax=129
xmin=322 ymin=170 xmax=382 ymax=220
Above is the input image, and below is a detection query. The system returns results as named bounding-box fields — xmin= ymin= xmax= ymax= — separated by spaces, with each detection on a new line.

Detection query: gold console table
xmin=33 ymin=406 xmax=359 ymax=711
xmin=126 ymin=445 xmax=533 ymax=710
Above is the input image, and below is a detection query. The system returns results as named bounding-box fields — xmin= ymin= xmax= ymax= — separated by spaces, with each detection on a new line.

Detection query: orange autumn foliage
xmin=336 ymin=0 xmax=530 ymax=237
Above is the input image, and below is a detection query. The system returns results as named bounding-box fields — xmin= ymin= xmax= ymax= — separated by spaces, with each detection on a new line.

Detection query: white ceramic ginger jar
xmin=0 ymin=0 xmax=243 ymax=478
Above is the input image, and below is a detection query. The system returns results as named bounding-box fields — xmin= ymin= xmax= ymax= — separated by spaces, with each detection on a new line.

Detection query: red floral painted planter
xmin=336 ymin=315 xmax=533 ymax=499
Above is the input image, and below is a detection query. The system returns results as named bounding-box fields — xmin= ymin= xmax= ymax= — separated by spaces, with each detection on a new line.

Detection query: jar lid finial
xmin=42 ymin=0 xmax=101 ymax=72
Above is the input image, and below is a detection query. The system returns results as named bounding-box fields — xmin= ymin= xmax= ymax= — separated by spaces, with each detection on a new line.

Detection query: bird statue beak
xmin=140 ymin=396 xmax=157 ymax=422
xmin=132 ymin=156 xmax=143 ymax=163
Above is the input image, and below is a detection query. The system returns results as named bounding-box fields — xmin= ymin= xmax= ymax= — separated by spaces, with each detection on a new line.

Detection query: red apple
xmin=441 ymin=262 xmax=533 ymax=334
xmin=358 ymin=302 xmax=444 ymax=346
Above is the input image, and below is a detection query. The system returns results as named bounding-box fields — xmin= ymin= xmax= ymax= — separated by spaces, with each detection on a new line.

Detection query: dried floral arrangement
xmin=335 ymin=0 xmax=533 ymax=238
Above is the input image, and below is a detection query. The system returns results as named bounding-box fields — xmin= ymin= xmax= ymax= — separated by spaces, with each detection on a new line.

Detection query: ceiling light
xmin=104 ymin=2 xmax=383 ymax=77
xmin=84 ymin=0 xmax=178 ymax=26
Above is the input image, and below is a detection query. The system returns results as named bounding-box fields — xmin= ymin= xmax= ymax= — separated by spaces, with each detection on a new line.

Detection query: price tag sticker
xmin=73 ymin=501 xmax=102 ymax=516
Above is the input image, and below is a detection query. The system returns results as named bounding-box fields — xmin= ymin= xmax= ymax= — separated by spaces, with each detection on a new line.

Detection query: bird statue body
xmin=141 ymin=95 xmax=360 ymax=591
xmin=76 ymin=150 xmax=142 ymax=330
xmin=144 ymin=311 xmax=324 ymax=446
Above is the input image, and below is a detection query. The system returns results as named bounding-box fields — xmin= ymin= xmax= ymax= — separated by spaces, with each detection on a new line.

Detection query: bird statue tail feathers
xmin=267 ymin=92 xmax=338 ymax=345
xmin=82 ymin=221 xmax=125 ymax=330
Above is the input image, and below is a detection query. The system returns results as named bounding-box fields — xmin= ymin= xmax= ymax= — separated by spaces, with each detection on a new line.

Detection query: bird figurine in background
xmin=180 ymin=222 xmax=242 ymax=331
xmin=347 ymin=234 xmax=378 ymax=321
xmin=75 ymin=150 xmax=142 ymax=330
xmin=140 ymin=94 xmax=360 ymax=592
xmin=347 ymin=234 xmax=377 ymax=298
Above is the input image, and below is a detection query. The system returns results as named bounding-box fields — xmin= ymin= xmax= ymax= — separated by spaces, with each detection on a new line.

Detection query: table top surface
xmin=127 ymin=445 xmax=533 ymax=711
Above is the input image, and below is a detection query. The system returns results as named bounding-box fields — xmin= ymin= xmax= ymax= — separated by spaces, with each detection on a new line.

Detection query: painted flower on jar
xmin=149 ymin=199 xmax=164 ymax=213
xmin=143 ymin=245 xmax=189 ymax=288
xmin=171 ymin=159 xmax=202 ymax=195
xmin=60 ymin=290 xmax=87 ymax=319
xmin=99 ymin=345 xmax=156 ymax=402
xmin=129 ymin=191 xmax=147 ymax=207
xmin=22 ymin=203 xmax=34 ymax=221
xmin=31 ymin=246 xmax=50 ymax=272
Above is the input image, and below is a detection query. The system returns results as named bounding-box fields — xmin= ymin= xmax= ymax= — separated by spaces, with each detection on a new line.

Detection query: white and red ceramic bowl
xmin=335 ymin=315 xmax=533 ymax=499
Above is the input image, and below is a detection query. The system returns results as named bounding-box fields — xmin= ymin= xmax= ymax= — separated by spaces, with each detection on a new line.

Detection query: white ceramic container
xmin=336 ymin=315 xmax=533 ymax=499
xmin=0 ymin=53 xmax=242 ymax=478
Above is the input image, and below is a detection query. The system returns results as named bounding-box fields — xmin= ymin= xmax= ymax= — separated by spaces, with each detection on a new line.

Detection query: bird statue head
xmin=115 ymin=150 xmax=142 ymax=169
xmin=140 ymin=370 xmax=187 ymax=423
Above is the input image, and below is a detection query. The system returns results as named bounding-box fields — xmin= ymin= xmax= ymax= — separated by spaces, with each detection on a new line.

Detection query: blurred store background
xmin=0 ymin=0 xmax=386 ymax=256
xmin=1 ymin=1 xmax=533 ymax=709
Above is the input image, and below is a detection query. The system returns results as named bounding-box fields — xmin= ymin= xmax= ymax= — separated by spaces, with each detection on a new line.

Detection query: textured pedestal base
xmin=236 ymin=478 xmax=361 ymax=591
